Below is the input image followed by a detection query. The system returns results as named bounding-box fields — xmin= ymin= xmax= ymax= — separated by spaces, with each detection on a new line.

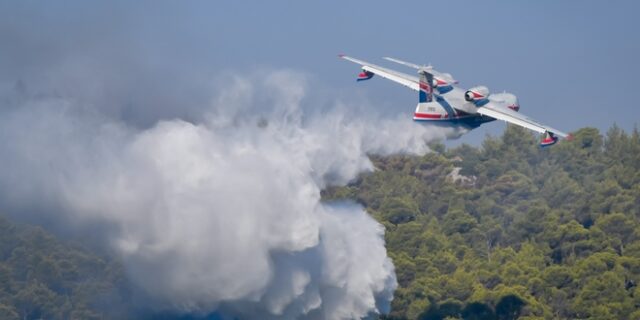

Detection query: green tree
xmin=495 ymin=295 xmax=525 ymax=320
xmin=442 ymin=201 xmax=477 ymax=235
xmin=595 ymin=213 xmax=636 ymax=254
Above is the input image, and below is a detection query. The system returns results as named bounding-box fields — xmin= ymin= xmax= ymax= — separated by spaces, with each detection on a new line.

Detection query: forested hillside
xmin=1 ymin=124 xmax=638 ymax=320
xmin=0 ymin=217 xmax=134 ymax=319
xmin=325 ymin=125 xmax=640 ymax=320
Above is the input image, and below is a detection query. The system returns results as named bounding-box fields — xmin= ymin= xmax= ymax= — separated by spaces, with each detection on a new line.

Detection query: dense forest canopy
xmin=324 ymin=124 xmax=640 ymax=320
xmin=0 ymin=217 xmax=135 ymax=319
xmin=1 ymin=124 xmax=639 ymax=319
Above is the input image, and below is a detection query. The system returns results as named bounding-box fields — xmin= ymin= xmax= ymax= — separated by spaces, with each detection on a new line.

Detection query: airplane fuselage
xmin=413 ymin=86 xmax=519 ymax=129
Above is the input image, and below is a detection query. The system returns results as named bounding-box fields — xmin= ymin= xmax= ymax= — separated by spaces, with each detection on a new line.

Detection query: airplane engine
xmin=464 ymin=86 xmax=489 ymax=102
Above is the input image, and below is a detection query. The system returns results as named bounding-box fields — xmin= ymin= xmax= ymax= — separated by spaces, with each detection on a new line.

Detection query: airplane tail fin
xmin=418 ymin=69 xmax=434 ymax=103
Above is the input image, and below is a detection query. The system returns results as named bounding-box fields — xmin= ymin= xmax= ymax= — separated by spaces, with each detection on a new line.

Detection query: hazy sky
xmin=0 ymin=2 xmax=638 ymax=317
xmin=2 ymin=1 xmax=639 ymax=145
xmin=211 ymin=0 xmax=640 ymax=145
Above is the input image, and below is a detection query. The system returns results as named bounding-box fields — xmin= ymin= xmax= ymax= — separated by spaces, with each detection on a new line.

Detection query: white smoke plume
xmin=0 ymin=68 xmax=463 ymax=319
xmin=0 ymin=3 xmax=467 ymax=318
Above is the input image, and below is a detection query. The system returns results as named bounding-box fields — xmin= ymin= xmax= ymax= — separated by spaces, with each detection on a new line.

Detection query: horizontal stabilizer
xmin=383 ymin=57 xmax=431 ymax=70
xmin=384 ymin=57 xmax=458 ymax=85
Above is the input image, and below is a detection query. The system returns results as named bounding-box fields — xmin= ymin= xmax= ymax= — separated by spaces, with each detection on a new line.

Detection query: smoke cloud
xmin=0 ymin=69 xmax=463 ymax=319
xmin=0 ymin=4 xmax=466 ymax=318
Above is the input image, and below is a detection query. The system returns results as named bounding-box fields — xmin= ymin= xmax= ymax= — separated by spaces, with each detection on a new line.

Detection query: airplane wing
xmin=338 ymin=55 xmax=419 ymax=91
xmin=477 ymin=102 xmax=569 ymax=138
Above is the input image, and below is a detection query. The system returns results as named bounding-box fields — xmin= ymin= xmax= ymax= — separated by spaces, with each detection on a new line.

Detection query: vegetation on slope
xmin=0 ymin=217 xmax=133 ymax=320
xmin=325 ymin=124 xmax=640 ymax=319
xmin=1 ymin=124 xmax=638 ymax=320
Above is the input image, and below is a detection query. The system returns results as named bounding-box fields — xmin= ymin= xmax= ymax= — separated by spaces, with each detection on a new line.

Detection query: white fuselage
xmin=413 ymin=86 xmax=519 ymax=128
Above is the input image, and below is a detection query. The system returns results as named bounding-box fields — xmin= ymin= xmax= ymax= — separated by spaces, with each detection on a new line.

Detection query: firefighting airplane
xmin=339 ymin=55 xmax=570 ymax=146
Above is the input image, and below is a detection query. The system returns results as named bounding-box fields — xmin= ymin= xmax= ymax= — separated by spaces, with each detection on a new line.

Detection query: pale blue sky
xmin=2 ymin=1 xmax=639 ymax=145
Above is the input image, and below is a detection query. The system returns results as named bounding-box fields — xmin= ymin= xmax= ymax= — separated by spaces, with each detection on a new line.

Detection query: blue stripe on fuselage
xmin=435 ymin=95 xmax=456 ymax=119
xmin=419 ymin=90 xmax=427 ymax=103
xmin=436 ymin=85 xmax=453 ymax=94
